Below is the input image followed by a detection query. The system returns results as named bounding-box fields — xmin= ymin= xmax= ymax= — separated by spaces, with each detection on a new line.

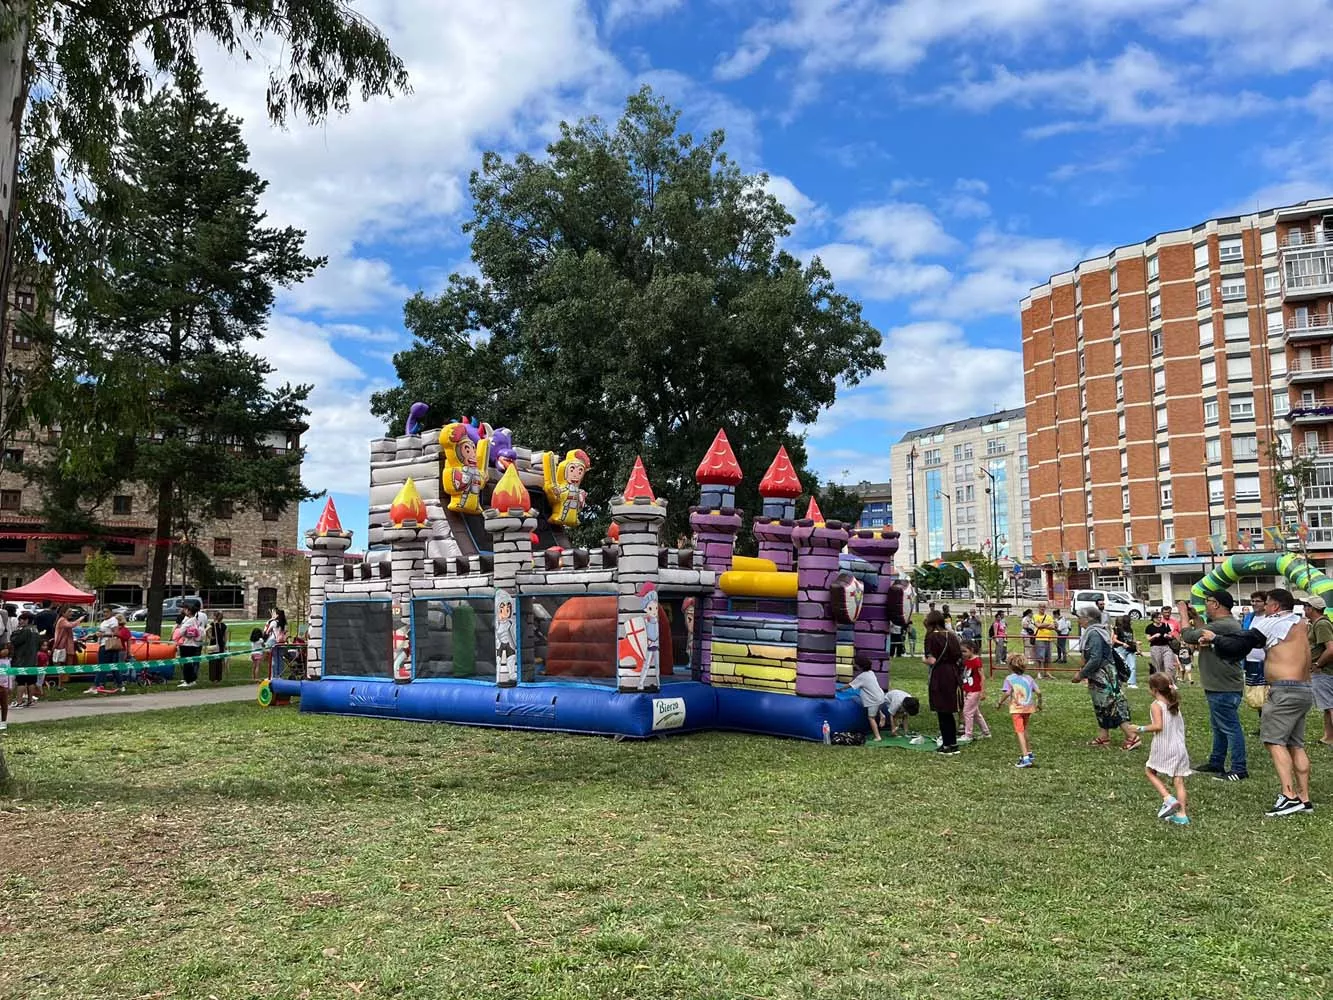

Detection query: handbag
xmin=1244 ymin=684 xmax=1270 ymax=710
xmin=52 ymin=648 xmax=67 ymax=665
xmin=103 ymin=634 xmax=123 ymax=652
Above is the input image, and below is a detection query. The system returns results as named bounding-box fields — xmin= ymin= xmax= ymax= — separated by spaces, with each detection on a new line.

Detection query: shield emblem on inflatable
xmin=831 ymin=573 xmax=866 ymax=624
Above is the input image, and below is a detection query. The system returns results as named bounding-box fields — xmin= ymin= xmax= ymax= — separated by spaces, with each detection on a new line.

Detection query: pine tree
xmin=31 ymin=76 xmax=320 ymax=634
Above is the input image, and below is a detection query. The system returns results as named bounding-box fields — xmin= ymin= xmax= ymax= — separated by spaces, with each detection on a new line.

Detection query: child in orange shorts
xmin=996 ymin=652 xmax=1042 ymax=768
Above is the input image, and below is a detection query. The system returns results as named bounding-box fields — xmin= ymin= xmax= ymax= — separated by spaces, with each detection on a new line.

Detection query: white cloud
xmin=839 ymin=202 xmax=958 ymax=258
xmin=806 ymin=242 xmax=952 ymax=300
xmin=199 ymin=0 xmax=619 ymax=318
xmin=278 ymin=256 xmax=413 ymax=317
xmin=605 ymin=0 xmax=685 ymax=30
xmin=714 ymin=42 xmax=773 ymax=81
xmin=763 ymin=173 xmax=828 ymax=231
xmin=1170 ymin=0 xmax=1333 ymax=71
xmin=812 ymin=321 xmax=1025 ymax=431
xmin=245 ymin=316 xmax=389 ymax=495
xmin=915 ymin=229 xmax=1085 ymax=319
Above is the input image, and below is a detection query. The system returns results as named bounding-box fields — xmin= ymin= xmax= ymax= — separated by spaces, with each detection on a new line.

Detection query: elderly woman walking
xmin=923 ymin=610 xmax=965 ymax=755
xmin=1074 ymin=608 xmax=1140 ymax=750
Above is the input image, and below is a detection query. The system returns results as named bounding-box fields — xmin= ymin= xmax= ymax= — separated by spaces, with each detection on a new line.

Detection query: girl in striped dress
xmin=1137 ymin=673 xmax=1191 ymax=825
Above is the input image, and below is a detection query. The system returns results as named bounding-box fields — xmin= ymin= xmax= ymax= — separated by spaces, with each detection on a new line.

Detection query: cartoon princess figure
xmin=441 ymin=421 xmax=491 ymax=514
xmin=638 ymin=583 xmax=660 ymax=690
xmin=541 ymin=448 xmax=591 ymax=528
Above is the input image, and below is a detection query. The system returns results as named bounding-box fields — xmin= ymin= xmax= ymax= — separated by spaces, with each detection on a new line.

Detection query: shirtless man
xmin=1202 ymin=587 xmax=1314 ymax=817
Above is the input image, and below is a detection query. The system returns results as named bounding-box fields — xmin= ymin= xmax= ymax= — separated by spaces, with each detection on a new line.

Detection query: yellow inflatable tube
xmin=731 ymin=555 xmax=778 ymax=573
xmin=718 ymin=570 xmax=798 ymax=598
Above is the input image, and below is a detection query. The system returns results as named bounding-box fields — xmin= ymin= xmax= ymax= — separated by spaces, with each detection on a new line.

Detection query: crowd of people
xmin=852 ymin=586 xmax=1331 ymax=821
xmin=0 ymin=601 xmax=294 ymax=727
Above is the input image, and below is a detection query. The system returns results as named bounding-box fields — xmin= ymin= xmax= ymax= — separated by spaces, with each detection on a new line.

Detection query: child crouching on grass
xmin=959 ymin=638 xmax=991 ymax=742
xmin=1137 ymin=673 xmax=1191 ymax=825
xmin=996 ymin=652 xmax=1042 ymax=768
xmin=849 ymin=654 xmax=891 ymax=742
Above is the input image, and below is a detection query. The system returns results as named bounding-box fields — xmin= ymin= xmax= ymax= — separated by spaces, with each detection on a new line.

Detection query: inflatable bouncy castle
xmin=266 ymin=418 xmax=905 ymax=741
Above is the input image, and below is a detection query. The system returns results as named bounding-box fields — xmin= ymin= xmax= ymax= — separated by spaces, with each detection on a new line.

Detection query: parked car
xmin=1069 ymin=589 xmax=1149 ymax=620
xmin=127 ymin=597 xmax=196 ymax=624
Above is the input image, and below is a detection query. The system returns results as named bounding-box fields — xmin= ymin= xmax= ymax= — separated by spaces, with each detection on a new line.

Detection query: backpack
xmin=1088 ymin=625 xmax=1130 ymax=684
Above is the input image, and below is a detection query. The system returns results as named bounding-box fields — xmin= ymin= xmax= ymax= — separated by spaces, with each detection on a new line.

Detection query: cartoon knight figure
xmin=638 ymin=583 xmax=660 ymax=690
xmin=392 ymin=627 xmax=411 ymax=682
xmin=541 ymin=448 xmax=591 ymax=528
xmin=494 ymin=590 xmax=518 ymax=685
xmin=441 ymin=421 xmax=492 ymax=514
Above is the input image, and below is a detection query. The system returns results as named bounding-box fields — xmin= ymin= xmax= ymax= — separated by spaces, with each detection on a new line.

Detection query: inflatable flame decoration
xmin=491 ymin=463 xmax=531 ymax=514
xmin=389 ymin=477 xmax=428 ymax=526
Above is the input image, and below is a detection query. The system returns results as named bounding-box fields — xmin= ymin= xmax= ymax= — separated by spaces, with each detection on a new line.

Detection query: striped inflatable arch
xmin=1190 ymin=552 xmax=1333 ymax=614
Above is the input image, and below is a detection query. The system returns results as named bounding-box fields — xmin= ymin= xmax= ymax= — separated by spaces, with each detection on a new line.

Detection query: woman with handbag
xmin=52 ymin=606 xmax=78 ymax=691
xmin=923 ymin=610 xmax=965 ymax=755
xmin=1074 ymin=608 xmax=1139 ymax=750
xmin=92 ymin=611 xmax=124 ymax=694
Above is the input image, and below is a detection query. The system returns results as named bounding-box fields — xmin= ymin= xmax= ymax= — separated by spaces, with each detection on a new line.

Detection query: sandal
xmin=1088 ymin=737 xmax=1111 ymax=747
xmin=1121 ymin=736 xmax=1142 ymax=751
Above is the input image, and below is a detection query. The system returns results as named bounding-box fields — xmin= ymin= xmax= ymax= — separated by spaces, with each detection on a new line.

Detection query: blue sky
xmin=201 ymin=0 xmax=1333 ymax=549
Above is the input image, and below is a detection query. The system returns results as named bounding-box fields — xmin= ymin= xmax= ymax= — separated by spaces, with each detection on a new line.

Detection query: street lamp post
xmin=907 ymin=446 xmax=919 ymax=566
xmin=934 ymin=489 xmax=953 ymax=556
xmin=977 ymin=465 xmax=1000 ymax=565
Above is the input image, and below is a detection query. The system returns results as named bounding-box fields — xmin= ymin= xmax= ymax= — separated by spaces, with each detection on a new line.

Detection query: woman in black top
xmin=923 ymin=610 xmax=964 ymax=754
xmin=1144 ymin=611 xmax=1178 ymax=682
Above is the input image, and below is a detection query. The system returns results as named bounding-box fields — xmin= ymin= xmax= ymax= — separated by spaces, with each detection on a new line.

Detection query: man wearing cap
xmin=1305 ymin=595 xmax=1333 ymax=747
xmin=1180 ymin=592 xmax=1248 ymax=781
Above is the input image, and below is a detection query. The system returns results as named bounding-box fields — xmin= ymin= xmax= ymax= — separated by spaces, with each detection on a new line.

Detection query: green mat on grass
xmin=863 ymin=734 xmax=939 ymax=751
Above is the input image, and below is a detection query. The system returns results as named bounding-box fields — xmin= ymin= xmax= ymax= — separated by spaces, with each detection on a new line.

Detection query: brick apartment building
xmin=1 ymin=284 xmax=303 ymax=616
xmin=853 ymin=482 xmax=892 ymax=531
xmin=1021 ymin=196 xmax=1333 ymax=603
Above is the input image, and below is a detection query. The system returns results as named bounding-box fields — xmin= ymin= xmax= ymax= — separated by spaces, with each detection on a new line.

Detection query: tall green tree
xmin=30 ymin=78 xmax=319 ymax=634
xmin=373 ymin=88 xmax=883 ymax=542
xmin=0 ymin=0 xmax=408 ymax=435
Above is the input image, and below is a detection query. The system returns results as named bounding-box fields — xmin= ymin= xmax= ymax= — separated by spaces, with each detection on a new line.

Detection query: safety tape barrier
xmin=1 ymin=650 xmax=241 ymax=677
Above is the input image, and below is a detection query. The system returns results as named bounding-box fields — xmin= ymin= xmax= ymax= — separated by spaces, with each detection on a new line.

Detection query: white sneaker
xmin=1157 ymin=795 xmax=1179 ymax=819
xmin=1128 ymin=684 xmax=1139 ymax=689
xmin=0 ymin=721 xmax=7 ymax=731
xmin=177 ymin=681 xmax=190 ymax=688
xmin=957 ymin=735 xmax=973 ymax=743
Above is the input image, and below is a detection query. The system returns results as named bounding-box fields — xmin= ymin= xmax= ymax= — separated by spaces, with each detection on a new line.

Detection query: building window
xmin=213 ymin=537 xmax=232 ymax=558
xmin=1194 ymin=243 xmax=1210 ymax=269
xmin=1205 ymin=438 xmax=1221 ymax=462
xmin=1161 ymin=484 xmax=1173 ymax=508
xmin=1110 ymin=266 xmax=1119 ymax=293
xmin=1153 ymin=369 xmax=1165 ymax=393
xmin=1199 ymin=321 xmax=1214 ymax=347
xmin=1209 ymin=478 xmax=1224 ymax=503
xmin=1224 ymin=316 xmax=1250 ymax=341
xmin=1269 ymin=309 xmax=1284 ymax=334
xmin=1118 ymin=414 xmax=1126 ymax=436
xmin=1112 ymin=303 xmax=1121 ymax=327
xmin=1115 ymin=378 xmax=1124 ymax=402
xmin=1264 ymin=271 xmax=1280 ymax=294
xmin=1235 ymin=476 xmax=1261 ymax=499
xmin=1122 ymin=487 xmax=1131 ymax=511
xmin=1124 ymin=524 xmax=1133 ymax=546
xmin=1148 ymin=255 xmax=1159 ymax=280
xmin=1211 ymin=516 xmax=1227 ymax=537
xmin=1202 ymin=361 xmax=1217 ymax=385
xmin=1219 ymin=238 xmax=1243 ymax=262
xmin=1159 ymin=444 xmax=1170 ymax=467
xmin=953 ymin=443 xmax=972 ymax=462
xmin=1230 ymin=396 xmax=1255 ymax=420
xmin=15 ymin=289 xmax=35 ymax=312
xmin=11 ymin=328 xmax=33 ymax=351
xmin=1233 ymin=434 xmax=1259 ymax=460
xmin=1 ymin=448 xmax=22 ymax=466
xmin=1121 ymin=452 xmax=1129 ymax=475
xmin=1156 ymin=406 xmax=1168 ymax=431
xmin=1197 ymin=285 xmax=1212 ymax=308
xmin=986 ymin=438 xmax=1005 ymax=456
xmin=1151 ymin=330 xmax=1163 ymax=354
xmin=1163 ymin=522 xmax=1175 ymax=541
xmin=1274 ymin=390 xmax=1289 ymax=415
xmin=261 ymin=504 xmax=281 ymax=522
xmin=112 ymin=495 xmax=132 ymax=516
xmin=1228 ymin=355 xmax=1253 ymax=382
xmin=214 ymin=500 xmax=234 ymax=519
xmin=924 ymin=449 xmax=941 ymax=465
xmin=1221 ymin=278 xmax=1247 ymax=301
xmin=0 ymin=490 xmax=20 ymax=511
xmin=260 ymin=538 xmax=279 ymax=558
xmin=1149 ymin=294 xmax=1162 ymax=320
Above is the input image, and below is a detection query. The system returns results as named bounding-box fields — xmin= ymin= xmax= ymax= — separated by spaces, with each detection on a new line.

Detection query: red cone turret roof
xmin=623 ymin=456 xmax=656 ymax=501
xmin=758 ymin=446 xmax=803 ymax=499
xmin=804 ymin=497 xmax=825 ymax=523
xmin=314 ymin=497 xmax=344 ymax=535
xmin=695 ymin=429 xmax=743 ymax=486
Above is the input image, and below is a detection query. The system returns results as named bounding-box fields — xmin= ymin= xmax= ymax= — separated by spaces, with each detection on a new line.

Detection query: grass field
xmin=2 ymin=658 xmax=1332 ymax=999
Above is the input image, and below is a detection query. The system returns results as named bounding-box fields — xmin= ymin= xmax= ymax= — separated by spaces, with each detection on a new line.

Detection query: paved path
xmin=3 ymin=686 xmax=257 ymax=725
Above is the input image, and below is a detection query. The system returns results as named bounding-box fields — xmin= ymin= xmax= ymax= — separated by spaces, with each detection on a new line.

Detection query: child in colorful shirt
xmin=959 ymin=638 xmax=991 ymax=742
xmin=997 ymin=652 xmax=1043 ymax=768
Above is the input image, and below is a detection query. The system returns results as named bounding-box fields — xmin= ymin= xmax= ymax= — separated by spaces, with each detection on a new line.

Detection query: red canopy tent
xmin=2 ymin=568 xmax=96 ymax=604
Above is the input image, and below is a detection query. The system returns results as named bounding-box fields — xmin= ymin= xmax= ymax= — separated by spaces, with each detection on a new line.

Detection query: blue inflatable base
xmin=269 ymin=677 xmax=870 ymax=742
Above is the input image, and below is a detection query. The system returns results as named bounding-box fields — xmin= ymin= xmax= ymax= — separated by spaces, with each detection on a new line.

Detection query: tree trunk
xmin=146 ymin=479 xmax=173 ymax=635
xmin=0 ymin=8 xmax=31 ymax=428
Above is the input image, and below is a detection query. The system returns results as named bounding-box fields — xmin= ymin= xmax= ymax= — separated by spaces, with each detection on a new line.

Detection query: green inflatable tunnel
xmin=1190 ymin=552 xmax=1333 ymax=614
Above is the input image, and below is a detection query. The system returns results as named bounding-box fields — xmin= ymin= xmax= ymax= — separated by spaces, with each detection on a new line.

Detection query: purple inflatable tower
xmin=793 ymin=502 xmax=850 ymax=698
xmin=847 ymin=528 xmax=901 ymax=690
xmin=689 ymin=429 xmax=745 ymax=686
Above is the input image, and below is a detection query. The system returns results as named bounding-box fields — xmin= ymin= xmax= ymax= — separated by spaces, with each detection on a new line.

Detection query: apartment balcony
xmin=1288 ymin=359 xmax=1333 ymax=383
xmin=1288 ymin=398 xmax=1333 ymax=425
xmin=1295 ymin=442 xmax=1333 ymax=461
xmin=1280 ymin=235 xmax=1333 ymax=300
xmin=1286 ymin=312 xmax=1333 ymax=342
